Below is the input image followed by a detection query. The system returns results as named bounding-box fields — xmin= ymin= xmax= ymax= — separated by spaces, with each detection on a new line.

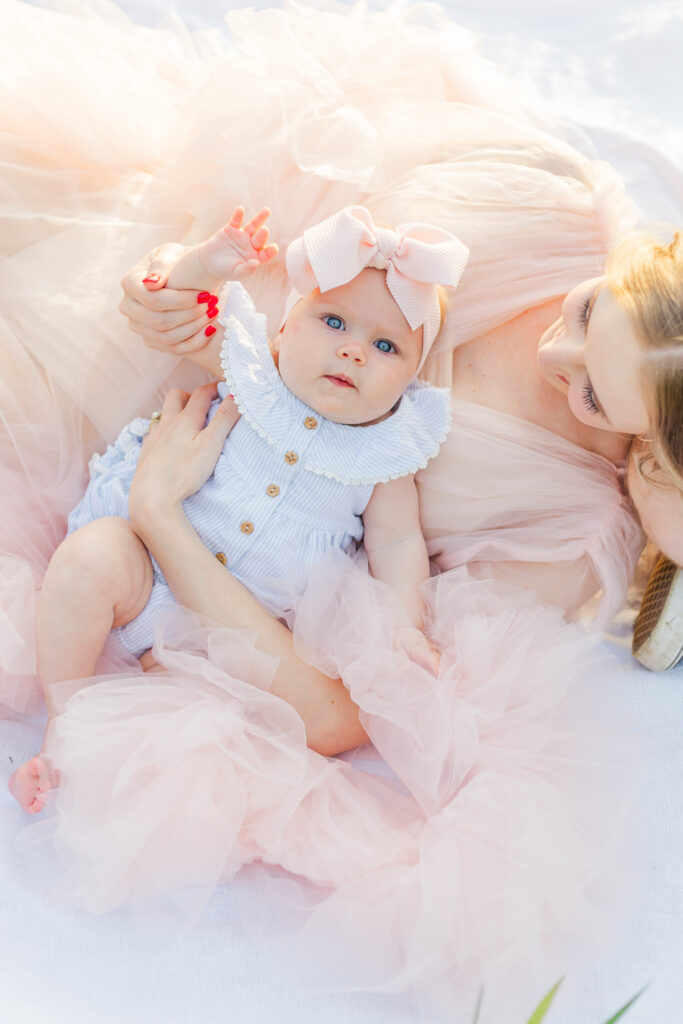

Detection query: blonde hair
xmin=607 ymin=231 xmax=683 ymax=491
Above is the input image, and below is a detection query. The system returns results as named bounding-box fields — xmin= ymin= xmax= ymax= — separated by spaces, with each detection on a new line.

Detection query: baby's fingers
xmin=244 ymin=206 xmax=272 ymax=237
xmin=250 ymin=225 xmax=271 ymax=251
xmin=411 ymin=645 xmax=441 ymax=675
xmin=228 ymin=205 xmax=246 ymax=230
xmin=258 ymin=242 xmax=279 ymax=263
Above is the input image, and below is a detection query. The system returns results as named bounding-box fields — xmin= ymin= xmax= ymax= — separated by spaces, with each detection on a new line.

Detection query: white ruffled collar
xmin=218 ymin=284 xmax=451 ymax=487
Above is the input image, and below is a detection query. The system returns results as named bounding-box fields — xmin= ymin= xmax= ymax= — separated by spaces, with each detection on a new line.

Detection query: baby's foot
xmin=9 ymin=756 xmax=57 ymax=814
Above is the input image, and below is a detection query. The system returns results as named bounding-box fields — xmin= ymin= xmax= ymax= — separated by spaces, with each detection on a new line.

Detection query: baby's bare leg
xmin=9 ymin=517 xmax=153 ymax=813
xmin=36 ymin=517 xmax=154 ymax=692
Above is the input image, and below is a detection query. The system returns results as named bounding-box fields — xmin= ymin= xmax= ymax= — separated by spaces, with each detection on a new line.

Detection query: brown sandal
xmin=632 ymin=554 xmax=683 ymax=671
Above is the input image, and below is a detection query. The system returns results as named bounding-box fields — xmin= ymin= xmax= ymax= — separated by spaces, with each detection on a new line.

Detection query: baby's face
xmin=274 ymin=269 xmax=423 ymax=426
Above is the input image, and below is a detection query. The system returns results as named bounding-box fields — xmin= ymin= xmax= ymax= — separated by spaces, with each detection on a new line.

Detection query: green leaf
xmin=471 ymin=986 xmax=484 ymax=1024
xmin=524 ymin=979 xmax=564 ymax=1024
xmin=601 ymin=983 xmax=650 ymax=1024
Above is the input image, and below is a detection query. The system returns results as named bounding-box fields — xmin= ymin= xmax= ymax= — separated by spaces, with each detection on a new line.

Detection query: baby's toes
xmin=27 ymin=793 xmax=46 ymax=814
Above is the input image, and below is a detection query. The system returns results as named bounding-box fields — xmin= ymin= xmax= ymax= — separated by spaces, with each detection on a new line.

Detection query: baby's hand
xmin=394 ymin=625 xmax=440 ymax=675
xmin=198 ymin=206 xmax=279 ymax=281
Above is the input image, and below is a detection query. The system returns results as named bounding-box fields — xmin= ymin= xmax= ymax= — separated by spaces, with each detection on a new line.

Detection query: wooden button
xmin=284 ymin=451 xmax=298 ymax=465
xmin=266 ymin=484 xmax=280 ymax=497
xmin=240 ymin=521 xmax=254 ymax=535
xmin=304 ymin=416 xmax=318 ymax=430
xmin=215 ymin=551 xmax=227 ymax=565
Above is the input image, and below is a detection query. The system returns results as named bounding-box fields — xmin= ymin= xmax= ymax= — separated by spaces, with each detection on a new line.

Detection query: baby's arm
xmin=166 ymin=206 xmax=278 ymax=292
xmin=363 ymin=475 xmax=439 ymax=672
xmin=163 ymin=206 xmax=279 ymax=379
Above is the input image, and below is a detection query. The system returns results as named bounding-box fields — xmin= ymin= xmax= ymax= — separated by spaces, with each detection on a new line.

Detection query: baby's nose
xmin=337 ymin=340 xmax=366 ymax=365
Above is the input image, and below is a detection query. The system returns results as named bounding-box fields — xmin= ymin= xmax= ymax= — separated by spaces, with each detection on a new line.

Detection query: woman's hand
xmin=129 ymin=383 xmax=240 ymax=530
xmin=119 ymin=243 xmax=222 ymax=357
xmin=125 ymin=381 xmax=365 ymax=754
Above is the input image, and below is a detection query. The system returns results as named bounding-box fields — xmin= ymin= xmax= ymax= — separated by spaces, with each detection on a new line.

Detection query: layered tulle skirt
xmin=22 ymin=556 xmax=640 ymax=1021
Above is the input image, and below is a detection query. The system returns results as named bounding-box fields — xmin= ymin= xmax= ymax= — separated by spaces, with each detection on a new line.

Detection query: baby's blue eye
xmin=323 ymin=315 xmax=345 ymax=330
xmin=374 ymin=338 xmax=396 ymax=354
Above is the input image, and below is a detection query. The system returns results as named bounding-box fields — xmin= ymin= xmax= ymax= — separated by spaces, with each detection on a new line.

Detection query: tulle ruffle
xmin=418 ymin=400 xmax=644 ymax=626
xmin=21 ymin=556 xmax=640 ymax=1022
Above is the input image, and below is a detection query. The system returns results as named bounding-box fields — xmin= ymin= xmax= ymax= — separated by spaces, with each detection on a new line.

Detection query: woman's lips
xmin=324 ymin=374 xmax=355 ymax=388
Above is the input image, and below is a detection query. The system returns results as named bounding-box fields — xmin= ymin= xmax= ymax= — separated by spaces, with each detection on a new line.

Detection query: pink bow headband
xmin=284 ymin=205 xmax=470 ymax=371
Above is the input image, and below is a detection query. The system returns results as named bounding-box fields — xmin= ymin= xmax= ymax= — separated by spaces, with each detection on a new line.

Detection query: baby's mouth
xmin=324 ymin=374 xmax=356 ymax=389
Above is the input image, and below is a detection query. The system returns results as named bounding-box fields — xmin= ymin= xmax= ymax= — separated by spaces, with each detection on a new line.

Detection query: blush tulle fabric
xmin=1 ymin=1 xmax=644 ymax=1020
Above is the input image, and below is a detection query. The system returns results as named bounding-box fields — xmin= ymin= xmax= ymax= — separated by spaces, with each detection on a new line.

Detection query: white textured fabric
xmin=285 ymin=205 xmax=470 ymax=369
xmin=68 ymin=281 xmax=450 ymax=653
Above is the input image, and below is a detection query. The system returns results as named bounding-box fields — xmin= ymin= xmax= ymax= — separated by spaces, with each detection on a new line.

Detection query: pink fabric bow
xmin=285 ymin=205 xmax=470 ymax=370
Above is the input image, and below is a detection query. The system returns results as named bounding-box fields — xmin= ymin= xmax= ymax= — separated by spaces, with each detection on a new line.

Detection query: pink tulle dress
xmin=0 ymin=2 xmax=645 ymax=1021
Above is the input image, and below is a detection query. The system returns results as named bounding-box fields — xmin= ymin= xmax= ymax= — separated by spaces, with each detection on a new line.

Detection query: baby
xmin=10 ymin=204 xmax=469 ymax=813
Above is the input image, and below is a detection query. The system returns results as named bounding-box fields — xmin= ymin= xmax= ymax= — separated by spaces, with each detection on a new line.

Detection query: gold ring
xmin=149 ymin=411 xmax=162 ymax=425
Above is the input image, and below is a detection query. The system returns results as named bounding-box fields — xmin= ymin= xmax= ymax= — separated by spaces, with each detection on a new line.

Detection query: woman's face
xmin=537 ymin=277 xmax=650 ymax=435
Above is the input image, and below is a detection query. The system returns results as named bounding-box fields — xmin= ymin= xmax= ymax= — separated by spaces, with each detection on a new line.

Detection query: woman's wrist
xmin=129 ymin=494 xmax=186 ymax=548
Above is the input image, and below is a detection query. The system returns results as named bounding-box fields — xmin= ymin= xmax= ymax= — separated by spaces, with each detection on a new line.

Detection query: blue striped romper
xmin=67 ymin=283 xmax=451 ymax=657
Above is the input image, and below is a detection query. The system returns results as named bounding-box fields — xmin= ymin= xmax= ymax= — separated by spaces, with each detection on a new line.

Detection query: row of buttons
xmin=214 ymin=420 xmax=318 ymax=564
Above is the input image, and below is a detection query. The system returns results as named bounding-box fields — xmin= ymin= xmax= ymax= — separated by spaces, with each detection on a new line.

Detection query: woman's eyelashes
xmin=577 ymin=296 xmax=591 ymax=332
xmin=582 ymin=380 xmax=601 ymax=415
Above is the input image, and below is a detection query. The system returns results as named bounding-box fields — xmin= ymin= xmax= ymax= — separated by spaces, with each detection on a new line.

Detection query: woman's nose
xmin=551 ymin=324 xmax=586 ymax=368
xmin=337 ymin=339 xmax=366 ymax=365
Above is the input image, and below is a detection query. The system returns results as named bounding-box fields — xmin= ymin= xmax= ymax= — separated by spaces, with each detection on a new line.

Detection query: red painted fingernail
xmin=207 ymin=307 xmax=219 ymax=319
xmin=205 ymin=325 xmax=217 ymax=337
xmin=197 ymin=291 xmax=212 ymax=303
xmin=142 ymin=274 xmax=161 ymax=284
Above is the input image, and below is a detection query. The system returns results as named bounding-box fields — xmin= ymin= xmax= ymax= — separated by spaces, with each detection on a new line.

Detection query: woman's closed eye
xmin=577 ymin=284 xmax=601 ymax=334
xmin=582 ymin=380 xmax=600 ymax=414
xmin=374 ymin=338 xmax=397 ymax=354
xmin=323 ymin=314 xmax=345 ymax=330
